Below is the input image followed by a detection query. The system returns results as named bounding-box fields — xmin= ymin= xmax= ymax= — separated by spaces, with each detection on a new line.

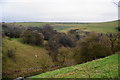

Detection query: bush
xmin=57 ymin=47 xmax=75 ymax=66
xmin=106 ymin=33 xmax=119 ymax=54
xmin=114 ymin=33 xmax=120 ymax=52
xmin=27 ymin=27 xmax=42 ymax=32
xmin=47 ymin=33 xmax=76 ymax=62
xmin=68 ymin=29 xmax=80 ymax=40
xmin=2 ymin=23 xmax=25 ymax=38
xmin=7 ymin=48 xmax=16 ymax=59
xmin=60 ymin=34 xmax=76 ymax=47
xmin=46 ymin=34 xmax=61 ymax=62
xmin=21 ymin=30 xmax=33 ymax=44
xmin=73 ymin=33 xmax=112 ymax=64
xmin=21 ymin=30 xmax=44 ymax=46
xmin=42 ymin=24 xmax=57 ymax=40
xmin=39 ymin=53 xmax=53 ymax=72
xmin=32 ymin=31 xmax=44 ymax=45
xmin=26 ymin=24 xmax=58 ymax=40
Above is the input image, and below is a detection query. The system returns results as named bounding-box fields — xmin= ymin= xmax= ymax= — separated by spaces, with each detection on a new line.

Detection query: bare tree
xmin=112 ymin=0 xmax=120 ymax=7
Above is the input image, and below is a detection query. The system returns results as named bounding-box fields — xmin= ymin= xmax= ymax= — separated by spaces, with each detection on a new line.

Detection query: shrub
xmin=114 ymin=33 xmax=120 ymax=52
xmin=26 ymin=24 xmax=57 ymax=40
xmin=21 ymin=30 xmax=33 ymax=44
xmin=46 ymin=34 xmax=61 ymax=62
xmin=39 ymin=53 xmax=53 ymax=72
xmin=32 ymin=31 xmax=44 ymax=45
xmin=74 ymin=33 xmax=112 ymax=64
xmin=68 ymin=29 xmax=80 ymax=40
xmin=47 ymin=33 xmax=76 ymax=62
xmin=21 ymin=30 xmax=44 ymax=46
xmin=57 ymin=47 xmax=75 ymax=66
xmin=42 ymin=24 xmax=57 ymax=40
xmin=7 ymin=48 xmax=16 ymax=59
xmin=2 ymin=23 xmax=25 ymax=38
xmin=60 ymin=34 xmax=76 ymax=47
xmin=27 ymin=27 xmax=42 ymax=32
xmin=106 ymin=33 xmax=119 ymax=54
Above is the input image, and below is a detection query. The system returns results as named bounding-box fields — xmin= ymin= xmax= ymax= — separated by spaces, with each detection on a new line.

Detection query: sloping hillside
xmin=2 ymin=38 xmax=53 ymax=72
xmin=32 ymin=54 xmax=119 ymax=78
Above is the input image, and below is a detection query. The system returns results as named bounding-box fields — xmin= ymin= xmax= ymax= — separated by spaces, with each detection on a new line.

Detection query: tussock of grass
xmin=32 ymin=54 xmax=119 ymax=78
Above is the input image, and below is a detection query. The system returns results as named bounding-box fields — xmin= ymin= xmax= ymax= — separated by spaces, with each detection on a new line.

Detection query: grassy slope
xmin=32 ymin=54 xmax=119 ymax=78
xmin=2 ymin=38 xmax=53 ymax=72
xmin=55 ymin=20 xmax=118 ymax=33
xmin=6 ymin=20 xmax=118 ymax=33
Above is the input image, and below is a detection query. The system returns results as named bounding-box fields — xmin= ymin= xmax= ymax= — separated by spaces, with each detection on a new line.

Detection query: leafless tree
xmin=112 ymin=0 xmax=120 ymax=7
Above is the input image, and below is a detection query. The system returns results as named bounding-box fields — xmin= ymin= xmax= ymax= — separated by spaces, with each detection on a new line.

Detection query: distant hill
xmin=4 ymin=20 xmax=119 ymax=33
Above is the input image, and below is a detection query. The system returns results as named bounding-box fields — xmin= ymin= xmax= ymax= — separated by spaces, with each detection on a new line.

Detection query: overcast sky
xmin=0 ymin=0 xmax=119 ymax=22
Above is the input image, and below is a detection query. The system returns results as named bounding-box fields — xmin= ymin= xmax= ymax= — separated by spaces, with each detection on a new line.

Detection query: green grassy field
xmin=6 ymin=20 xmax=118 ymax=33
xmin=32 ymin=53 xmax=119 ymax=78
xmin=2 ymin=38 xmax=53 ymax=72
xmin=54 ymin=20 xmax=118 ymax=33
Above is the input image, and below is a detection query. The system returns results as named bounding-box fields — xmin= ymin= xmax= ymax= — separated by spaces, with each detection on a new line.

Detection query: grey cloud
xmin=1 ymin=0 xmax=118 ymax=22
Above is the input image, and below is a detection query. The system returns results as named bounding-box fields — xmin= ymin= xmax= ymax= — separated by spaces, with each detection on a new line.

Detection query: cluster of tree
xmin=56 ymin=32 xmax=120 ymax=65
xmin=74 ymin=33 xmax=112 ymax=63
xmin=42 ymin=24 xmax=58 ymax=40
xmin=2 ymin=23 xmax=120 ymax=66
xmin=21 ymin=24 xmax=58 ymax=46
xmin=2 ymin=23 xmax=58 ymax=46
xmin=46 ymin=33 xmax=76 ymax=62
xmin=2 ymin=23 xmax=25 ymax=38
xmin=27 ymin=24 xmax=58 ymax=40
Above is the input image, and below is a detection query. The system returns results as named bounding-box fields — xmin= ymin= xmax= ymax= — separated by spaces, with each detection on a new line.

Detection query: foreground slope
xmin=32 ymin=54 xmax=119 ymax=78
